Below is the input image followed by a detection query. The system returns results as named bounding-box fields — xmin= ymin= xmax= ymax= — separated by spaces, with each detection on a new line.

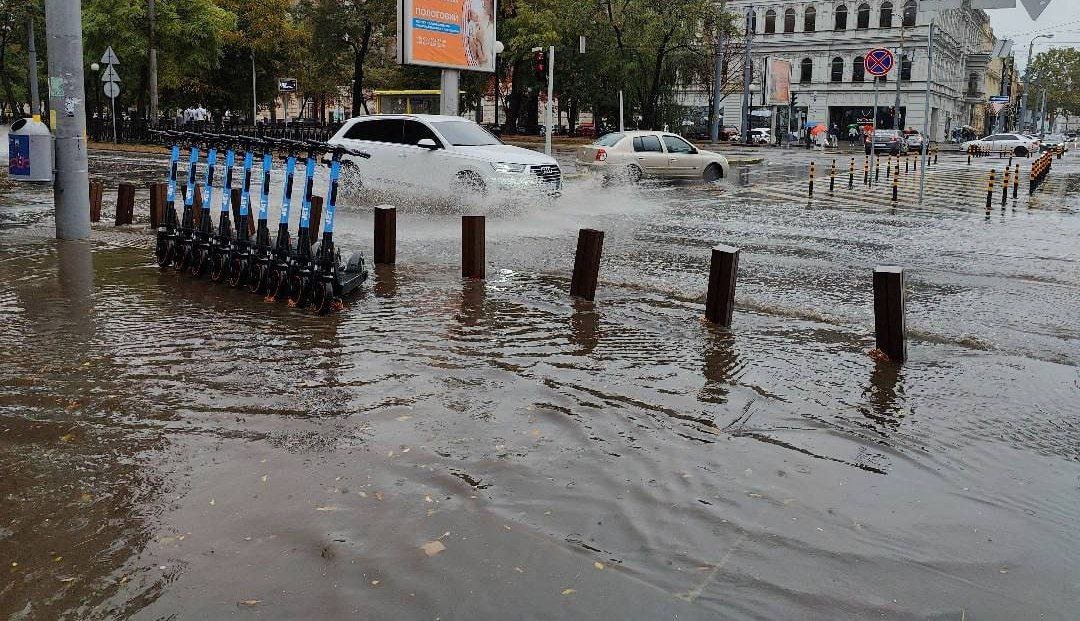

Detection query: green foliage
xmin=1028 ymin=47 xmax=1080 ymax=118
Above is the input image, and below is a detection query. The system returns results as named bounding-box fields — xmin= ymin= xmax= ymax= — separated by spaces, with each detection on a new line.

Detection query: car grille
xmin=531 ymin=165 xmax=561 ymax=188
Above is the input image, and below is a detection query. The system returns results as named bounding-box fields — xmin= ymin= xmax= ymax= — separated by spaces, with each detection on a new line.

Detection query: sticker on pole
xmin=864 ymin=48 xmax=895 ymax=76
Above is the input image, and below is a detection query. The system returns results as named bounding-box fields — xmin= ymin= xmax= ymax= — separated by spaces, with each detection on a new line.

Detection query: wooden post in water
xmin=89 ymin=179 xmax=103 ymax=223
xmin=873 ymin=265 xmax=906 ymax=363
xmin=115 ymin=182 xmax=136 ymax=225
xmin=149 ymin=182 xmax=167 ymax=229
xmin=374 ymin=205 xmax=397 ymax=265
xmin=308 ymin=196 xmax=323 ymax=243
xmin=461 ymin=215 xmax=486 ymax=279
xmin=705 ymin=245 xmax=739 ymax=327
xmin=570 ymin=228 xmax=604 ymax=301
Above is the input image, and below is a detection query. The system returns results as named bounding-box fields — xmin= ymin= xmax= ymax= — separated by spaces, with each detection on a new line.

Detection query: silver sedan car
xmin=576 ymin=131 xmax=730 ymax=182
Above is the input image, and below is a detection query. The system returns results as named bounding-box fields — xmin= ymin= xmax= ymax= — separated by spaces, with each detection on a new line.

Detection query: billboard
xmin=766 ymin=59 xmax=791 ymax=105
xmin=398 ymin=0 xmax=497 ymax=72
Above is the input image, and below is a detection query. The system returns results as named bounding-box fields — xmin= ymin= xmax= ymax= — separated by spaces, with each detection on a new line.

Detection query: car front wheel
xmin=703 ymin=163 xmax=722 ymax=182
xmin=452 ymin=171 xmax=487 ymax=196
xmin=1014 ymin=146 xmax=1028 ymax=157
xmin=625 ymin=164 xmax=643 ymax=183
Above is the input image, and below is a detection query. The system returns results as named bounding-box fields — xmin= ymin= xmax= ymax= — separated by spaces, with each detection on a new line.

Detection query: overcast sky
xmin=985 ymin=0 xmax=1080 ymax=71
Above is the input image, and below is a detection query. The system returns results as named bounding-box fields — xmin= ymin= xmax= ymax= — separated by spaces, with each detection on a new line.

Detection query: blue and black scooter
xmin=188 ymin=139 xmax=220 ymax=277
xmin=246 ymin=142 xmax=277 ymax=294
xmin=309 ymin=142 xmax=371 ymax=314
xmin=208 ymin=136 xmax=239 ymax=282
xmin=226 ymin=138 xmax=259 ymax=288
xmin=282 ymin=141 xmax=322 ymax=308
xmin=266 ymin=139 xmax=303 ymax=300
xmin=150 ymin=130 xmax=183 ymax=268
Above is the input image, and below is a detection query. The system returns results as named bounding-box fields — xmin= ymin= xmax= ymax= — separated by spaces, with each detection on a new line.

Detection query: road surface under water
xmin=1 ymin=145 xmax=1078 ymax=619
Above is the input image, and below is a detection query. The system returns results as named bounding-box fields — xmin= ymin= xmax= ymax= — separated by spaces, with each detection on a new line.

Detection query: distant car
xmin=576 ymin=131 xmax=730 ymax=182
xmin=903 ymin=129 xmax=926 ymax=149
xmin=747 ymin=128 xmax=771 ymax=145
xmin=328 ymin=114 xmax=561 ymax=196
xmin=1040 ymin=133 xmax=1068 ymax=152
xmin=865 ymin=130 xmax=909 ymax=155
xmin=960 ymin=133 xmax=1039 ymax=157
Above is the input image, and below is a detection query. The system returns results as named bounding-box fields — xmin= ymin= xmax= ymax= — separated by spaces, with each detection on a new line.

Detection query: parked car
xmin=903 ymin=129 xmax=926 ymax=150
xmin=865 ymin=130 xmax=910 ymax=155
xmin=960 ymin=133 xmax=1040 ymax=157
xmin=1040 ymin=133 xmax=1068 ymax=152
xmin=746 ymin=128 xmax=772 ymax=145
xmin=575 ymin=131 xmax=730 ymax=182
xmin=328 ymin=114 xmax=561 ymax=195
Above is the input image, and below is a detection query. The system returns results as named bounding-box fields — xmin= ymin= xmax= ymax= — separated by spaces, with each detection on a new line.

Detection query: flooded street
xmin=2 ymin=146 xmax=1079 ymax=619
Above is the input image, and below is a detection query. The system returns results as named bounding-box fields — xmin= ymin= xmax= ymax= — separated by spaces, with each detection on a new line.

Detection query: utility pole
xmin=44 ymin=0 xmax=91 ymax=240
xmin=710 ymin=0 xmax=727 ymax=143
xmin=740 ymin=6 xmax=753 ymax=145
xmin=918 ymin=20 xmax=933 ymax=205
xmin=440 ymin=69 xmax=460 ymax=116
xmin=27 ymin=17 xmax=40 ymax=117
xmin=1021 ymin=34 xmax=1053 ymax=132
xmin=251 ymin=52 xmax=257 ymax=126
xmin=894 ymin=28 xmax=904 ymax=130
xmin=545 ymin=45 xmax=554 ymax=156
xmin=148 ymin=0 xmax=158 ymax=122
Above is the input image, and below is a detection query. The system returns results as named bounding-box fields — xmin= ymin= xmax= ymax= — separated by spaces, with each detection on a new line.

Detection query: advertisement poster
xmin=399 ymin=0 xmax=496 ymax=72
xmin=766 ymin=58 xmax=792 ymax=105
xmin=8 ymin=135 xmax=30 ymax=176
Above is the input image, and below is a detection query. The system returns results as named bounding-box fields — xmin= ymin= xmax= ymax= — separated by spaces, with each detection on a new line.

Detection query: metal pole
xmin=44 ymin=0 xmax=91 ymax=240
xmin=148 ymin=0 xmax=158 ymax=122
xmin=918 ymin=20 xmax=933 ymax=204
xmin=741 ymin=6 xmax=753 ymax=145
xmin=494 ymin=54 xmax=500 ymax=129
xmin=710 ymin=0 xmax=727 ymax=143
xmin=1022 ymin=40 xmax=1034 ymax=133
xmin=1039 ymin=88 xmax=1046 ymax=133
xmin=440 ymin=69 xmax=460 ymax=116
xmin=27 ymin=19 xmax=40 ymax=117
xmin=894 ymin=32 xmax=904 ymax=130
xmin=545 ymin=45 xmax=554 ymax=156
xmin=872 ymin=75 xmax=879 ymax=181
xmin=251 ymin=52 xmax=257 ymax=126
xmin=110 ymin=94 xmax=117 ymax=143
xmin=619 ymin=90 xmax=624 ymax=131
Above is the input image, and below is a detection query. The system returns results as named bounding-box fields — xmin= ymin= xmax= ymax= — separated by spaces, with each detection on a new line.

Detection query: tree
xmin=1028 ymin=47 xmax=1080 ymax=123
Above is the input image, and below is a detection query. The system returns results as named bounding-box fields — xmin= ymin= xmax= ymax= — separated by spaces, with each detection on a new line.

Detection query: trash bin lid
xmin=9 ymin=118 xmax=52 ymax=136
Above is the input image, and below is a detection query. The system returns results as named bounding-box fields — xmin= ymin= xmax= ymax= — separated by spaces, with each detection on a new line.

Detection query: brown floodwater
xmin=1 ymin=147 xmax=1079 ymax=619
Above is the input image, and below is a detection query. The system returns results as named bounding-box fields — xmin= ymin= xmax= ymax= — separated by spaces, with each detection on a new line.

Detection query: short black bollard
xmin=461 ymin=215 xmax=486 ymax=279
xmin=570 ymin=228 xmax=604 ymax=301
xmin=873 ymin=265 xmax=907 ymax=363
xmin=891 ymin=166 xmax=899 ymax=202
xmin=115 ymin=182 xmax=136 ymax=226
xmin=89 ymin=179 xmax=103 ymax=223
xmin=149 ymin=182 xmax=167 ymax=229
xmin=705 ymin=244 xmax=739 ymax=327
xmin=1002 ymin=167 xmax=1010 ymax=206
xmin=374 ymin=205 xmax=397 ymax=265
xmin=863 ymin=156 xmax=869 ymax=186
xmin=848 ymin=158 xmax=855 ymax=189
xmin=886 ymin=155 xmax=892 ymax=179
xmin=1012 ymin=164 xmax=1019 ymax=199
xmin=875 ymin=156 xmax=881 ymax=183
xmin=986 ymin=169 xmax=995 ymax=210
xmin=808 ymin=162 xmax=815 ymax=198
xmin=829 ymin=159 xmax=836 ymax=194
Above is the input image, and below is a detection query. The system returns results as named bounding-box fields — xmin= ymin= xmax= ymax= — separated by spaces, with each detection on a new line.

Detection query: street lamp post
xmin=1022 ymin=33 xmax=1053 ymax=132
xmin=90 ymin=62 xmax=100 ymax=140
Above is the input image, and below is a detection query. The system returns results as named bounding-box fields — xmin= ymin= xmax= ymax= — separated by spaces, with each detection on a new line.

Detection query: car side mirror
xmin=417 ymin=138 xmax=439 ymax=150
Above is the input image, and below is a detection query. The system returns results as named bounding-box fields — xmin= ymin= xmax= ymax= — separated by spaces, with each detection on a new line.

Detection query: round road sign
xmin=103 ymin=82 xmax=120 ymax=98
xmin=865 ymin=48 xmax=895 ymax=76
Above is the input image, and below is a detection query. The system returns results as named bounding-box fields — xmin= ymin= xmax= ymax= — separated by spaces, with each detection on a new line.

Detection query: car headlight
xmin=491 ymin=162 xmax=527 ymax=173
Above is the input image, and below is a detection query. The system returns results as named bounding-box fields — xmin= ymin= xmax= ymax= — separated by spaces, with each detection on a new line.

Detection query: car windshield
xmin=595 ymin=132 xmax=625 ymax=147
xmin=874 ymin=131 xmax=900 ymax=138
xmin=429 ymin=120 xmax=502 ymax=146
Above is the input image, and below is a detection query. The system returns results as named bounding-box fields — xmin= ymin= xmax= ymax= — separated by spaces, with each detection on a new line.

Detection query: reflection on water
xmin=1 ymin=150 xmax=1079 ymax=618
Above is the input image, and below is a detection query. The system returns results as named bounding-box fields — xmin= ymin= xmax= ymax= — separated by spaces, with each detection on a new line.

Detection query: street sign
xmin=103 ymin=82 xmax=120 ymax=98
xmin=865 ymin=48 xmax=895 ymax=76
xmin=101 ymin=46 xmax=120 ymax=66
xmin=277 ymin=78 xmax=297 ymax=93
xmin=101 ymin=65 xmax=121 ymax=82
xmin=989 ymin=95 xmax=1010 ymax=103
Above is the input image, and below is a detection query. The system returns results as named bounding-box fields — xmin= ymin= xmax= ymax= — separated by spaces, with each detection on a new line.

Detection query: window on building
xmin=831 ymin=57 xmax=845 ymax=82
xmin=784 ymin=8 xmax=796 ymax=33
xmin=765 ymin=9 xmax=776 ymax=34
xmin=901 ymin=55 xmax=912 ymax=81
xmin=879 ymin=2 xmax=893 ymax=27
xmin=857 ymin=3 xmax=870 ymax=29
xmin=747 ymin=10 xmax=757 ymax=34
xmin=967 ymin=73 xmax=979 ymax=95
xmin=801 ymin=57 xmax=813 ymax=83
xmin=853 ymin=56 xmax=865 ymax=81
xmin=804 ymin=6 xmax=817 ymax=32
xmin=835 ymin=4 xmax=848 ymax=30
xmin=902 ymin=0 xmax=917 ymax=27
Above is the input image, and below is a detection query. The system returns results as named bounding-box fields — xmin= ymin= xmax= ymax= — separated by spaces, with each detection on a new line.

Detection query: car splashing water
xmin=1 ymin=147 xmax=1078 ymax=619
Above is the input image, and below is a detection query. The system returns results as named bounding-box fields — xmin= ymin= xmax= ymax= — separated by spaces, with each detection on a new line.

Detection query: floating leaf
xmin=421 ymin=540 xmax=446 ymax=556
xmin=238 ymin=600 xmax=260 ymax=607
xmin=561 ymin=588 xmax=576 ymax=596
xmin=593 ymin=562 xmax=604 ymax=570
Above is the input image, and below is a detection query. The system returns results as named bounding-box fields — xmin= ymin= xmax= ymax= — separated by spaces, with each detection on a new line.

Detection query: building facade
xmin=696 ymin=0 xmax=1002 ymax=141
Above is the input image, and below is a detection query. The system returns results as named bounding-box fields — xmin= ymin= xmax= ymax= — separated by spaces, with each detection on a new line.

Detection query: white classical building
xmin=700 ymin=0 xmax=998 ymax=141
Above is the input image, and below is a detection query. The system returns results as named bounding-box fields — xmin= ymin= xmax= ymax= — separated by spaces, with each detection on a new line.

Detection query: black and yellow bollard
xmin=808 ymin=162 xmax=815 ymax=198
xmin=967 ymin=151 xmax=972 ymax=166
xmin=1001 ymin=166 xmax=1010 ymax=206
xmin=886 ymin=155 xmax=892 ymax=179
xmin=1012 ymin=163 xmax=1019 ymax=199
xmin=875 ymin=155 xmax=881 ymax=183
xmin=985 ymin=169 xmax=995 ymax=211
xmin=904 ymin=152 xmax=910 ymax=174
xmin=848 ymin=157 xmax=855 ymax=189
xmin=829 ymin=159 xmax=837 ymax=194
xmin=891 ymin=164 xmax=899 ymax=202
xmin=863 ymin=156 xmax=870 ymax=186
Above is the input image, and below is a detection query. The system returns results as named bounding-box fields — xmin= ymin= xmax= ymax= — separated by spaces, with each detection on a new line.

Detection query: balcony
xmin=963 ymin=90 xmax=986 ymax=104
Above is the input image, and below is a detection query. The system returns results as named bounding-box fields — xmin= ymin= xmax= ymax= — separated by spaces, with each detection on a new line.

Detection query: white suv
xmin=328 ymin=114 xmax=561 ymax=195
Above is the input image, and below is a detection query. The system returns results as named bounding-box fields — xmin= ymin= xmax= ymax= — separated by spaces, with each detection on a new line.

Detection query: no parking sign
xmin=865 ymin=48 xmax=895 ymax=76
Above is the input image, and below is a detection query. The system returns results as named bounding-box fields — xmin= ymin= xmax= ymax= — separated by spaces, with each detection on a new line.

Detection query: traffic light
xmin=533 ymin=49 xmax=547 ymax=82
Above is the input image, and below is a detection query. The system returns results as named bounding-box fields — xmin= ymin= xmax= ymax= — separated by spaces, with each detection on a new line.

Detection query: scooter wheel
xmin=269 ymin=269 xmax=289 ymax=301
xmin=209 ymin=252 xmax=227 ymax=283
xmin=287 ymin=273 xmax=309 ymax=308
xmin=312 ymin=281 xmax=336 ymax=315
xmin=189 ymin=248 xmax=208 ymax=277
xmin=174 ymin=244 xmax=191 ymax=273
xmin=248 ymin=263 xmax=268 ymax=294
xmin=161 ymin=239 xmax=178 ymax=269
xmin=228 ymin=257 xmax=248 ymax=288
xmin=156 ymin=236 xmax=170 ymax=268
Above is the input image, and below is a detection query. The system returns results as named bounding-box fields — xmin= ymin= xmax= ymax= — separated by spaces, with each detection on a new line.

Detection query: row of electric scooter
xmin=151 ymin=130 xmax=371 ymax=314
